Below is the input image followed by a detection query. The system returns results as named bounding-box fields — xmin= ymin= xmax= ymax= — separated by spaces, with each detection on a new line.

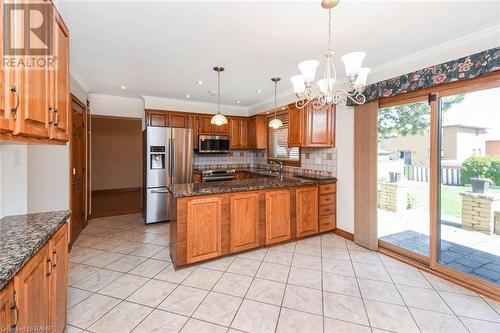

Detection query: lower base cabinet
xmin=173 ymin=184 xmax=336 ymax=267
xmin=186 ymin=197 xmax=222 ymax=263
xmin=2 ymin=224 xmax=68 ymax=333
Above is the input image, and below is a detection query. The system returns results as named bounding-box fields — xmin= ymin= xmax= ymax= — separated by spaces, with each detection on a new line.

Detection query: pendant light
xmin=211 ymin=66 xmax=228 ymax=126
xmin=269 ymin=77 xmax=283 ymax=129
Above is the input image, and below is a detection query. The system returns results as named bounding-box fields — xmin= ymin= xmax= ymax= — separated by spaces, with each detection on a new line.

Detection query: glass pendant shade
xmin=341 ymin=51 xmax=366 ymax=77
xmin=297 ymin=60 xmax=319 ymax=82
xmin=354 ymin=67 xmax=371 ymax=88
xmin=317 ymin=78 xmax=335 ymax=95
xmin=290 ymin=75 xmax=306 ymax=94
xmin=269 ymin=117 xmax=283 ymax=129
xmin=211 ymin=112 xmax=228 ymax=125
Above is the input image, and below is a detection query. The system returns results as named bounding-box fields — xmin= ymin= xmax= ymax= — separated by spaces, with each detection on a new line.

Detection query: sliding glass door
xmin=437 ymin=87 xmax=500 ymax=286
xmin=377 ymin=100 xmax=431 ymax=260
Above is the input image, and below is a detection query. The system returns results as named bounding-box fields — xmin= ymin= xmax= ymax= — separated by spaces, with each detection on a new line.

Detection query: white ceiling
xmin=59 ymin=0 xmax=500 ymax=108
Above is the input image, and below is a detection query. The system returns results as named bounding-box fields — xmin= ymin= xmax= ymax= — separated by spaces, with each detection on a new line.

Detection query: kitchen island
xmin=168 ymin=168 xmax=336 ymax=268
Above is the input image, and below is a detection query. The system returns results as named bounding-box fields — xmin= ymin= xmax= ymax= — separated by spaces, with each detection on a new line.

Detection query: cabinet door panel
xmin=265 ymin=190 xmax=291 ymax=245
xmin=147 ymin=111 xmax=167 ymax=127
xmin=0 ymin=1 xmax=13 ymax=133
xmin=307 ymin=104 xmax=333 ymax=147
xmin=188 ymin=114 xmax=199 ymax=149
xmin=52 ymin=11 xmax=69 ymax=141
xmin=230 ymin=193 xmax=259 ymax=252
xmin=0 ymin=283 xmax=13 ymax=332
xmin=50 ymin=225 xmax=68 ymax=333
xmin=240 ymin=119 xmax=248 ymax=148
xmin=254 ymin=115 xmax=267 ymax=149
xmin=214 ymin=121 xmax=229 ymax=135
xmin=168 ymin=112 xmax=187 ymax=128
xmin=199 ymin=116 xmax=214 ymax=134
xmin=14 ymin=245 xmax=50 ymax=332
xmin=186 ymin=197 xmax=222 ymax=263
xmin=288 ymin=106 xmax=305 ymax=147
xmin=296 ymin=187 xmax=318 ymax=237
xmin=230 ymin=118 xmax=240 ymax=148
xmin=319 ymin=214 xmax=336 ymax=232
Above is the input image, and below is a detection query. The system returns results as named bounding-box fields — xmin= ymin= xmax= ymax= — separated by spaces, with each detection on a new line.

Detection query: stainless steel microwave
xmin=198 ymin=135 xmax=230 ymax=153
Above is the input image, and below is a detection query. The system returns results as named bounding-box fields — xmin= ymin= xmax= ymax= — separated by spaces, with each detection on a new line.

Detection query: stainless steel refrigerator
xmin=144 ymin=126 xmax=193 ymax=224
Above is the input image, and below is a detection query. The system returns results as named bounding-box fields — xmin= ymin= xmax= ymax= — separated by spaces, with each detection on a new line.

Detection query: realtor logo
xmin=3 ymin=2 xmax=54 ymax=69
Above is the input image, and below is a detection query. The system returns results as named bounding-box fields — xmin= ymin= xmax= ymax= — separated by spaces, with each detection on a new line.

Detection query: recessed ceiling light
xmin=120 ymin=85 xmax=126 ymax=90
xmin=185 ymin=94 xmax=191 ymax=98
xmin=197 ymin=80 xmax=203 ymax=85
xmin=256 ymin=89 xmax=262 ymax=94
xmin=235 ymin=100 xmax=241 ymax=104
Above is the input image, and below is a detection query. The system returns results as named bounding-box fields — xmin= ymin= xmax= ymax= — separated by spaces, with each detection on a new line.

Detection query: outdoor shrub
xmin=461 ymin=156 xmax=500 ymax=185
xmin=407 ymin=192 xmax=415 ymax=209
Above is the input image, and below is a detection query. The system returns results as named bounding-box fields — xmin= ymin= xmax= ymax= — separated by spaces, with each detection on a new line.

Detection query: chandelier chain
xmin=328 ymin=8 xmax=332 ymax=51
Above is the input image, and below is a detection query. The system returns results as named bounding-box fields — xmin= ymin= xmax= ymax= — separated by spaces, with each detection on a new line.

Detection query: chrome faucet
xmin=269 ymin=160 xmax=285 ymax=181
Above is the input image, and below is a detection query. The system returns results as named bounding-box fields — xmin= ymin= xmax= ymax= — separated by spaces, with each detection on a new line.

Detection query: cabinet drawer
xmin=319 ymin=194 xmax=336 ymax=207
xmin=319 ymin=183 xmax=336 ymax=195
xmin=319 ymin=205 xmax=336 ymax=216
xmin=319 ymin=214 xmax=336 ymax=232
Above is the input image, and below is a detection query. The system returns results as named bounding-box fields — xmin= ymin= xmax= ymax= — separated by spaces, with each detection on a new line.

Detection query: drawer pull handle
xmin=47 ymin=258 xmax=52 ymax=276
xmin=10 ymin=300 xmax=18 ymax=328
xmin=10 ymin=85 xmax=20 ymax=119
xmin=54 ymin=109 xmax=59 ymax=126
xmin=53 ymin=249 xmax=58 ymax=267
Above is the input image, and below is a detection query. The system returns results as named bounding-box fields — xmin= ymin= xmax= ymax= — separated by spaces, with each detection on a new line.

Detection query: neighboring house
xmin=486 ymin=140 xmax=500 ymax=156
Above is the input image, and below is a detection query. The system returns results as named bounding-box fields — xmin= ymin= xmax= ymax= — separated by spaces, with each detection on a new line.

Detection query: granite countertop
xmin=0 ymin=211 xmax=71 ymax=289
xmin=170 ymin=168 xmax=336 ymax=197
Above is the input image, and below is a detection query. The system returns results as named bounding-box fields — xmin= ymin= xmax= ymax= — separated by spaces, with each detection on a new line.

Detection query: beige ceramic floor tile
xmin=67 ymin=294 xmax=121 ymax=329
xmin=131 ymin=309 xmax=188 ymax=333
xmin=82 ymin=251 xmax=124 ymax=268
xmin=68 ymin=264 xmax=101 ymax=285
xmin=421 ymin=271 xmax=477 ymax=296
xmin=322 ymin=272 xmax=360 ymax=297
xmin=200 ymin=256 xmax=235 ymax=271
xmin=287 ymin=266 xmax=322 ymax=289
xmin=151 ymin=247 xmax=172 ymax=262
xmin=227 ymin=257 xmax=261 ymax=276
xmin=245 ymin=278 xmax=286 ymax=306
xmin=105 ymin=255 xmax=147 ymax=273
xmin=88 ymin=301 xmax=152 ymax=333
xmin=180 ymin=318 xmax=227 ymax=333
xmin=129 ymin=244 xmax=165 ymax=258
xmin=154 ymin=264 xmax=195 ymax=284
xmin=238 ymin=248 xmax=268 ymax=261
xmin=276 ymin=308 xmax=323 ymax=333
xmin=192 ymin=292 xmax=242 ymax=327
xmin=387 ymin=267 xmax=432 ymax=289
xmin=213 ymin=272 xmax=253 ymax=297
xmin=323 ymin=291 xmax=369 ymax=326
xmin=127 ymin=279 xmax=177 ymax=307
xmin=158 ymin=285 xmax=208 ymax=316
xmin=283 ymin=284 xmax=323 ymax=315
xmin=349 ymin=250 xmax=381 ymax=264
xmin=397 ymin=284 xmax=452 ymax=313
xmin=409 ymin=308 xmax=468 ymax=333
xmin=128 ymin=258 xmax=170 ymax=278
xmin=323 ymin=317 xmax=371 ymax=333
xmin=364 ymin=299 xmax=419 ymax=333
xmin=71 ymin=268 xmax=123 ymax=292
xmin=231 ymin=299 xmax=280 ymax=333
xmin=439 ymin=292 xmax=500 ymax=322
xmin=67 ymin=287 xmax=92 ymax=309
xmin=98 ymin=274 xmax=149 ymax=299
xmin=256 ymin=262 xmax=290 ymax=283
xmin=292 ymin=253 xmax=322 ymax=271
xmin=181 ymin=267 xmax=223 ymax=290
xmin=69 ymin=246 xmax=106 ymax=264
xmin=263 ymin=249 xmax=294 ymax=265
xmin=459 ymin=316 xmax=500 ymax=333
xmin=357 ymin=278 xmax=404 ymax=305
xmin=321 ymin=258 xmax=355 ymax=276
xmin=352 ymin=261 xmax=392 ymax=282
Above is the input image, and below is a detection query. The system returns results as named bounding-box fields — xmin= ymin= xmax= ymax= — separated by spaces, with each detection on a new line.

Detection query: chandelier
xmin=290 ymin=0 xmax=370 ymax=109
xmin=211 ymin=66 xmax=228 ymax=125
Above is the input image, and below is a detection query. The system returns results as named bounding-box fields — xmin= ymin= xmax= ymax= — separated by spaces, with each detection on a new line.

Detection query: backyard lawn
xmin=405 ymin=182 xmax=500 ymax=219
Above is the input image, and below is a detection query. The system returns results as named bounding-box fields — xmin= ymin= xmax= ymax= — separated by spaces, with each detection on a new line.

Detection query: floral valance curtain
xmin=362 ymin=47 xmax=500 ymax=102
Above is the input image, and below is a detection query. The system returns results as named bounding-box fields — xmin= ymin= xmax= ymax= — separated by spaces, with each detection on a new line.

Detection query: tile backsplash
xmin=194 ymin=147 xmax=337 ymax=177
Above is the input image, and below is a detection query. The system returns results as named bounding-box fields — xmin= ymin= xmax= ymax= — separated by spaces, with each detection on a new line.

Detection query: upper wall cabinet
xmin=0 ymin=1 xmax=70 ymax=144
xmin=199 ymin=115 xmax=229 ymax=135
xmin=288 ymin=104 xmax=335 ymax=148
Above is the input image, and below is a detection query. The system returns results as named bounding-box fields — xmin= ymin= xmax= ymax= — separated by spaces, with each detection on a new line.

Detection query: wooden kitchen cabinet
xmin=288 ymin=104 xmax=335 ymax=148
xmin=0 ymin=282 xmax=13 ymax=331
xmin=265 ymin=190 xmax=291 ymax=245
xmin=187 ymin=114 xmax=199 ymax=149
xmin=0 ymin=2 xmax=70 ymax=144
xmin=230 ymin=193 xmax=260 ymax=252
xmin=146 ymin=110 xmax=168 ymax=127
xmin=248 ymin=115 xmax=267 ymax=149
xmin=230 ymin=117 xmax=249 ymax=148
xmin=1 ymin=224 xmax=68 ymax=333
xmin=186 ymin=197 xmax=222 ymax=263
xmin=50 ymin=10 xmax=70 ymax=142
xmin=168 ymin=112 xmax=188 ymax=128
xmin=318 ymin=183 xmax=336 ymax=232
xmin=198 ymin=115 xmax=214 ymax=134
xmin=14 ymin=244 xmax=51 ymax=332
xmin=296 ymin=186 xmax=319 ymax=237
xmin=49 ymin=225 xmax=68 ymax=333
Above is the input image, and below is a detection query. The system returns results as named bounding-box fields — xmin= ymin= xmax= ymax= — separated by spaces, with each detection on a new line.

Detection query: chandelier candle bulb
xmin=341 ymin=51 xmax=366 ymax=79
xmin=290 ymin=75 xmax=306 ymax=94
xmin=298 ymin=60 xmax=320 ymax=84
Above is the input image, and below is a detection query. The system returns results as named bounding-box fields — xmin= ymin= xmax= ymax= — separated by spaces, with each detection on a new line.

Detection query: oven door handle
xmin=203 ymin=176 xmax=235 ymax=182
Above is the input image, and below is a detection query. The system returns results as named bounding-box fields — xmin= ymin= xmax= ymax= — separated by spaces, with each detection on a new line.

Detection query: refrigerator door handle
xmin=151 ymin=189 xmax=170 ymax=194
xmin=170 ymin=138 xmax=176 ymax=179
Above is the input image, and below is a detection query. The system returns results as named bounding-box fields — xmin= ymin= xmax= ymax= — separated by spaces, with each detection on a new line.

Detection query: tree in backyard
xmin=378 ymin=94 xmax=464 ymax=139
